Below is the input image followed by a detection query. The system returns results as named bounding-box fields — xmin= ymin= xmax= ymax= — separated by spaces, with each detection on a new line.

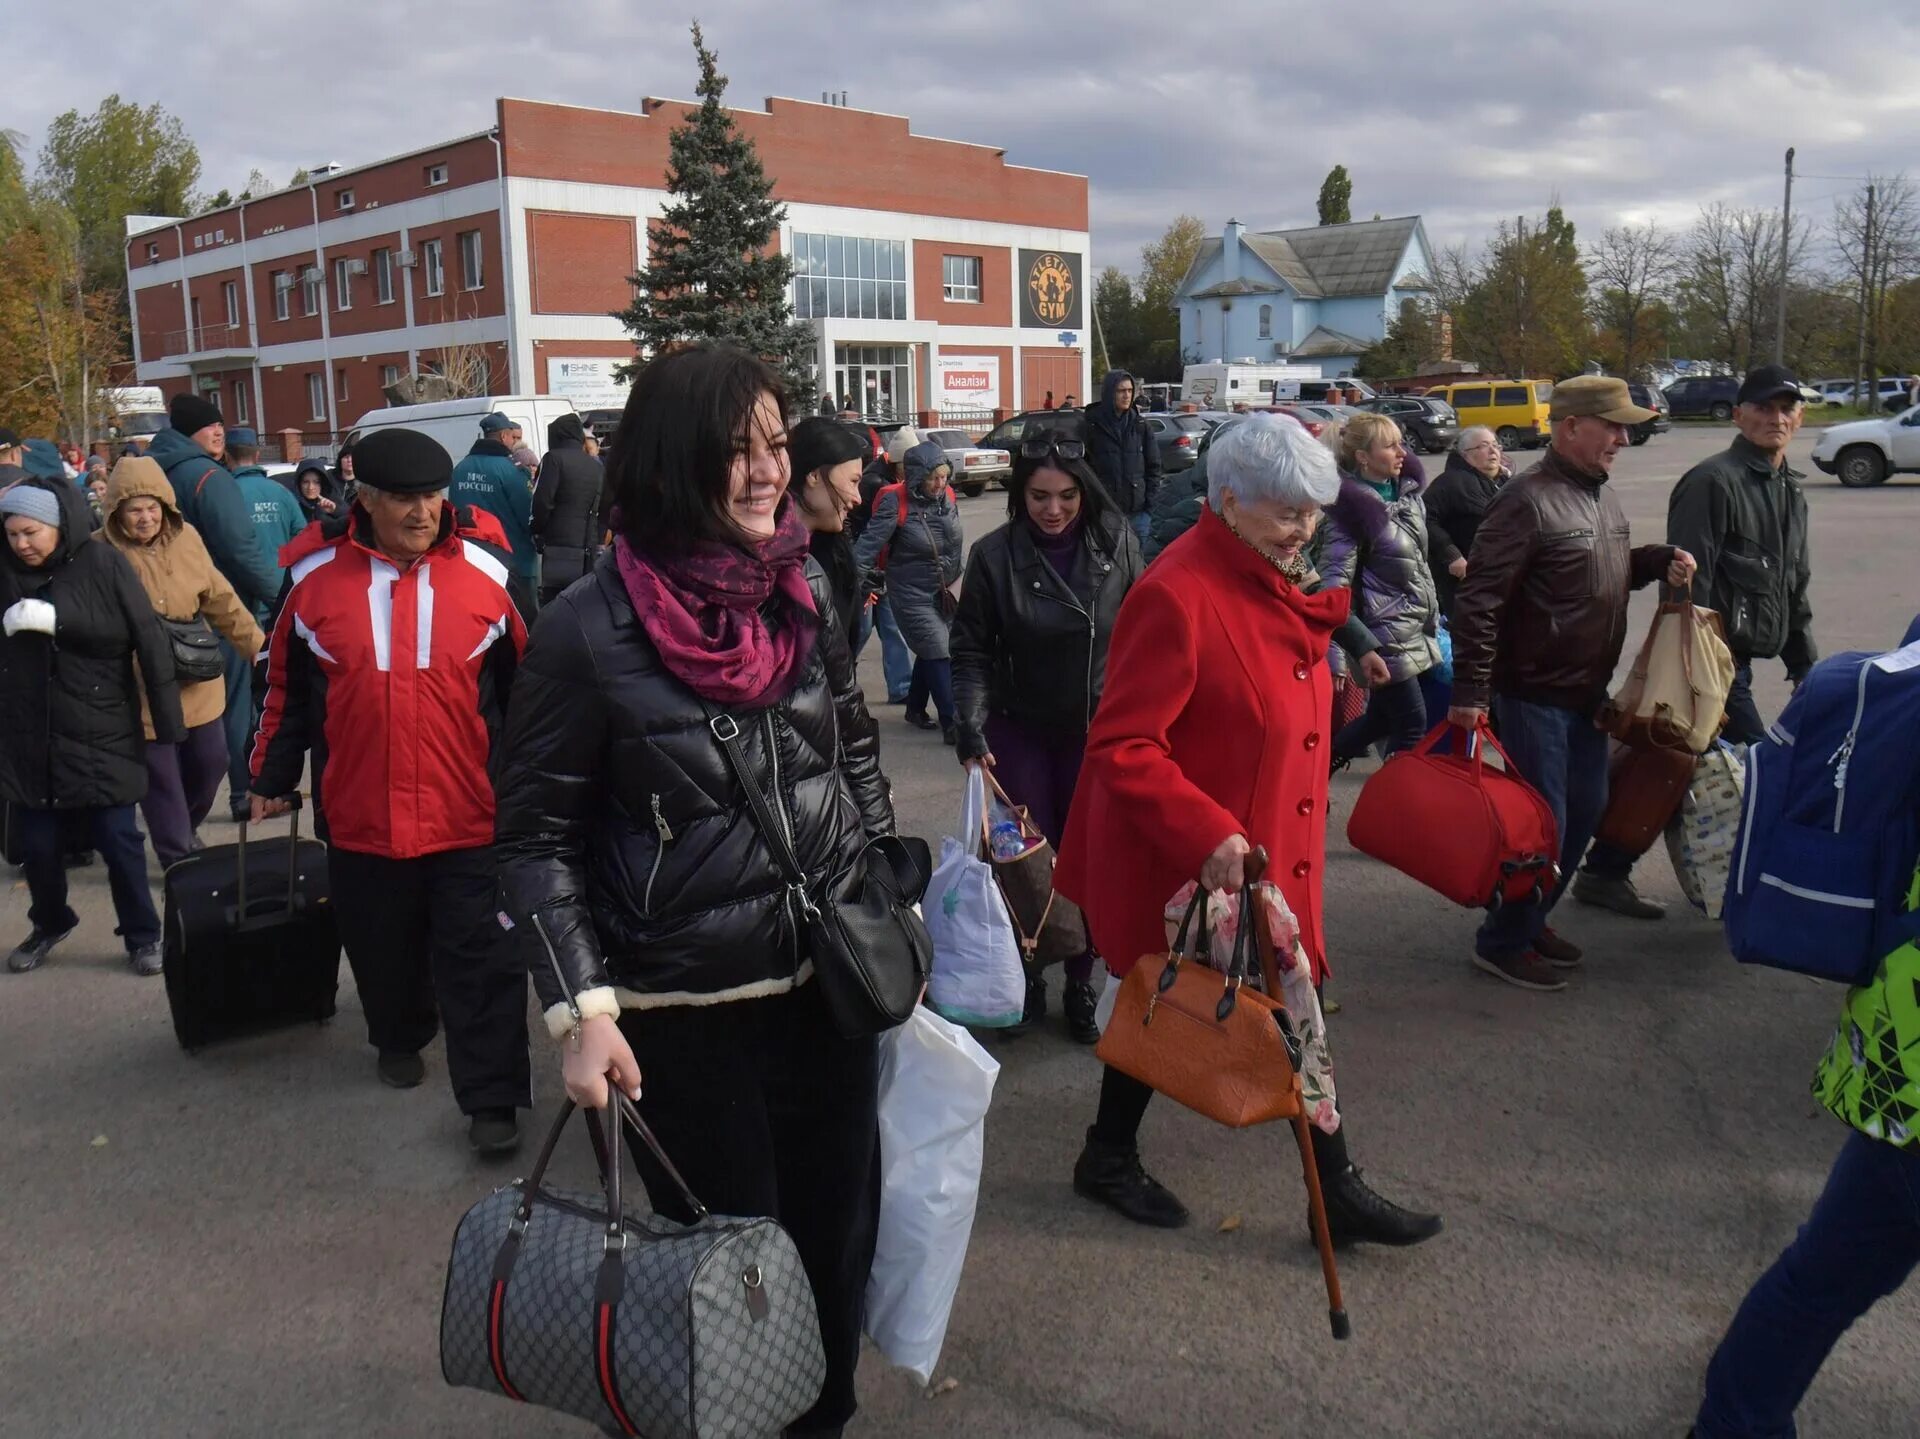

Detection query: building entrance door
xmin=834 ymin=344 xmax=912 ymax=421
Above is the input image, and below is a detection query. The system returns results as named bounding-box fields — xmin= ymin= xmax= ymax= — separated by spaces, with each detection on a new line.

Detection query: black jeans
xmin=619 ymin=983 xmax=880 ymax=1435
xmin=1583 ymin=660 xmax=1769 ymax=880
xmin=1333 ymin=673 xmax=1427 ymax=763
xmin=326 ymin=844 xmax=531 ymax=1114
xmin=15 ymin=803 xmax=159 ymax=950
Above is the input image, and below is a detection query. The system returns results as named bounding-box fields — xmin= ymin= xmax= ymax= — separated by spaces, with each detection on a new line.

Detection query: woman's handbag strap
xmin=704 ymin=710 xmax=811 ymax=894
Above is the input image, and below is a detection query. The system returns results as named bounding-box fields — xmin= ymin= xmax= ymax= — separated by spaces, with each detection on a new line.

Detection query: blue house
xmin=1175 ymin=216 xmax=1436 ymax=377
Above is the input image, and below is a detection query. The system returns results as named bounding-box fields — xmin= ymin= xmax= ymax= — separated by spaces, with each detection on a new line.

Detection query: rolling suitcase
xmin=163 ymin=796 xmax=340 ymax=1052
xmin=1347 ymin=718 xmax=1560 ymax=909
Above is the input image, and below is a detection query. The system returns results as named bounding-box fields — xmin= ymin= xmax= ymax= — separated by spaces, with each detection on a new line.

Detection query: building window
xmin=425 ymin=163 xmax=448 ymax=187
xmin=336 ymin=188 xmax=354 ymax=211
xmin=831 ymin=344 xmax=913 ymax=421
xmin=380 ymin=363 xmax=400 ymax=387
xmin=458 ymin=230 xmax=484 ymax=291
xmin=372 ymin=248 xmax=394 ymax=305
xmin=422 ymin=238 xmax=444 ymax=297
xmin=790 ymin=233 xmax=907 ymax=321
xmin=145 ymin=241 xmax=160 ymax=264
xmin=336 ymin=367 xmax=349 ymax=403
xmin=306 ymin=373 xmax=326 ymax=421
xmin=301 ymin=267 xmax=321 ymax=316
xmin=1258 ymin=304 xmax=1273 ymax=340
xmin=223 ymin=280 xmax=239 ymax=327
xmin=333 ymin=257 xmax=353 ymax=311
xmin=271 ymin=271 xmax=290 ymax=322
xmin=230 ymin=381 xmax=249 ymax=426
xmin=942 ymin=255 xmax=982 ymax=303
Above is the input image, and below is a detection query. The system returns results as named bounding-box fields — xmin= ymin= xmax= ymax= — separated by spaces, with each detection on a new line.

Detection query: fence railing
xmin=160 ymin=322 xmax=252 ymax=357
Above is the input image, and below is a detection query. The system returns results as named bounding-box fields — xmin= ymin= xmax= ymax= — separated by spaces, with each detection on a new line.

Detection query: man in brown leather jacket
xmin=1446 ymin=376 xmax=1696 ymax=992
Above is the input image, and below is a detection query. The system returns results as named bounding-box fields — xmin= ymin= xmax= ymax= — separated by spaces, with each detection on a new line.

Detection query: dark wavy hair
xmin=1005 ymin=428 xmax=1118 ymax=532
xmin=787 ymin=416 xmax=869 ymax=487
xmin=605 ymin=344 xmax=789 ymax=553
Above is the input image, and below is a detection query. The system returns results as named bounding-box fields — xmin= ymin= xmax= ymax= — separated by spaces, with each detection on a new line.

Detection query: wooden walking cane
xmin=1252 ymin=890 xmax=1351 ymax=1340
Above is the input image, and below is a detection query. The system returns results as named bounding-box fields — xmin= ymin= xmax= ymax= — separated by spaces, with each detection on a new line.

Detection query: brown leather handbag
xmin=1096 ymin=850 xmax=1304 ymax=1129
xmin=980 ymin=769 xmax=1088 ymax=968
xmin=1594 ymin=741 xmax=1699 ymax=857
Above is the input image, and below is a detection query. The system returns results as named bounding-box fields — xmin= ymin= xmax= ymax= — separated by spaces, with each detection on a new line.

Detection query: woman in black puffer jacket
xmin=1 ymin=478 xmax=185 ymax=976
xmin=493 ymin=345 xmax=893 ymax=1439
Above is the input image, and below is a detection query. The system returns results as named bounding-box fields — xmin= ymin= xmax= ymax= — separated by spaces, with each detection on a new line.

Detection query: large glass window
xmin=792 ymin=233 xmax=907 ymax=320
xmin=831 ymin=344 xmax=913 ymax=421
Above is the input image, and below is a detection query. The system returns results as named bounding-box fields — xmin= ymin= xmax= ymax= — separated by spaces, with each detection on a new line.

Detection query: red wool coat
xmin=1055 ymin=505 xmax=1350 ymax=984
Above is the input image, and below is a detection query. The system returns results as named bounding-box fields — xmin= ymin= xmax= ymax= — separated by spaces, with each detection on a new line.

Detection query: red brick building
xmin=124 ymin=96 xmax=1091 ymax=444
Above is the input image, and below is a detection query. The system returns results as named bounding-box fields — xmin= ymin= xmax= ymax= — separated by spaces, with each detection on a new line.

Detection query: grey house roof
xmin=1291 ymin=325 xmax=1375 ymax=358
xmin=1180 ymin=216 xmax=1427 ymax=301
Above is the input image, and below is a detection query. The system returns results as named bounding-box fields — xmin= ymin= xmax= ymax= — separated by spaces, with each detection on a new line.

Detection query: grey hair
xmin=1455 ymin=425 xmax=1497 ymax=453
xmin=1206 ymin=413 xmax=1341 ymax=512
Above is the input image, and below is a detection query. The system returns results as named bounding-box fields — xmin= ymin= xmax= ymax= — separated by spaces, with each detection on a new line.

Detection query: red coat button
xmin=1293 ymin=859 xmax=1311 ymax=878
xmin=1293 ymin=662 xmax=1310 ymax=681
xmin=1297 ymin=797 xmax=1314 ymax=816
xmin=1304 ymin=731 xmax=1321 ymax=750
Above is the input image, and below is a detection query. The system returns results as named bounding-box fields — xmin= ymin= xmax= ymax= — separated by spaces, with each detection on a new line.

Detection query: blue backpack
xmin=1724 ymin=615 xmax=1920 ymax=984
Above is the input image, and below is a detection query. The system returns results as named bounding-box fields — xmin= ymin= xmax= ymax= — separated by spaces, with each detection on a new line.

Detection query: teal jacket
xmin=231 ymin=465 xmax=308 ymax=617
xmin=145 ymin=428 xmax=280 ymax=613
xmin=450 ymin=439 xmax=537 ymax=580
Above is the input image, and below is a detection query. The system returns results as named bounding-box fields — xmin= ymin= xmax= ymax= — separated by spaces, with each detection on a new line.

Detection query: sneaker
xmin=903 ymin=711 xmax=937 ymax=731
xmin=376 ymin=1050 xmax=427 ymax=1089
xmin=128 ymin=942 xmax=165 ymax=977
xmin=468 ymin=1108 xmax=521 ymax=1156
xmin=1471 ymin=950 xmax=1568 ymax=992
xmin=1571 ymin=872 xmax=1666 ymax=920
xmin=1072 ymin=1131 xmax=1190 ymax=1229
xmin=1533 ymin=927 xmax=1583 ymax=968
xmin=7 ymin=923 xmax=75 ymax=974
xmin=1062 ymin=978 xmax=1100 ymax=1045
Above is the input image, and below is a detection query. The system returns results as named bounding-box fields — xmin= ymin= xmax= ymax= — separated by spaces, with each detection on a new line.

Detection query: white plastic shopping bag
xmin=923 ymin=768 xmax=1026 ymax=1027
xmin=864 ymin=1006 xmax=1000 ymax=1384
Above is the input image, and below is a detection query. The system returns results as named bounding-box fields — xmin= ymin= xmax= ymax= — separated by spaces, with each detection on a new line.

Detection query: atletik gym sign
xmin=1020 ymin=249 xmax=1083 ymax=330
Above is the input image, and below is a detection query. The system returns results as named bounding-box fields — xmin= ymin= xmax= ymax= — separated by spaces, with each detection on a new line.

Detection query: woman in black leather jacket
xmin=493 ymin=345 xmax=894 ymax=1439
xmin=951 ymin=434 xmax=1143 ymax=1040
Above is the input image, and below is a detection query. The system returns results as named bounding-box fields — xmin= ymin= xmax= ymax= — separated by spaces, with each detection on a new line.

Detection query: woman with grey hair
xmin=1053 ymin=414 xmax=1441 ymax=1246
xmin=1425 ymin=424 xmax=1510 ymax=619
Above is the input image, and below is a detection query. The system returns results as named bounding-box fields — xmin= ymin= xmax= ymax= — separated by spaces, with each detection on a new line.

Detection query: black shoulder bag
xmin=706 ymin=710 xmax=933 ymax=1037
xmin=161 ymin=613 xmax=226 ymax=683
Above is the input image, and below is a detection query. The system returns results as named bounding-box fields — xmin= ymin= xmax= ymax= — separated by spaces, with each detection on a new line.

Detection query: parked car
xmin=1361 ymin=396 xmax=1460 ymax=454
xmin=922 ymin=427 xmax=1011 ymax=497
xmin=1626 ymin=383 xmax=1671 ymax=446
xmin=1258 ymin=404 xmax=1333 ymax=440
xmin=1421 ymin=379 xmax=1553 ymax=449
xmin=1144 ymin=413 xmax=1210 ymax=472
xmin=1817 ymin=379 xmax=1857 ymax=406
xmin=1663 ymin=374 xmax=1741 ymax=421
xmin=978 ymin=408 xmax=1086 ymax=462
xmin=1810 ymin=405 xmax=1920 ymax=488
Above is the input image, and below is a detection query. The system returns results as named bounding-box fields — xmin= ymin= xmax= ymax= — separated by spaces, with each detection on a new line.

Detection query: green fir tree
xmin=1317 ymin=165 xmax=1352 ymax=226
xmin=613 ymin=24 xmax=815 ymax=403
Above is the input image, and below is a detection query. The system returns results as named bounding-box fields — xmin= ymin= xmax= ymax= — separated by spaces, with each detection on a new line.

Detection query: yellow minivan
xmin=1423 ymin=379 xmax=1554 ymax=450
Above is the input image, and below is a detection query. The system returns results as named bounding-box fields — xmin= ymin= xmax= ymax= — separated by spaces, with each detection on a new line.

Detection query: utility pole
xmin=1773 ymin=147 xmax=1794 ymax=366
xmin=1853 ymin=182 xmax=1874 ymax=411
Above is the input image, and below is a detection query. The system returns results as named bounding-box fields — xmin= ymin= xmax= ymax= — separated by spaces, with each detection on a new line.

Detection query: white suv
xmin=1811 ymin=405 xmax=1920 ymax=487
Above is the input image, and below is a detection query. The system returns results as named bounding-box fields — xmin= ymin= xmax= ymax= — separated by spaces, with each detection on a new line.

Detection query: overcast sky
xmin=9 ymin=1 xmax=1918 ymax=275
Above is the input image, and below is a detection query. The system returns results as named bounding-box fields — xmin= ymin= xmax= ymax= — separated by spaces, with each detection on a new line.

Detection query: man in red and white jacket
xmin=252 ymin=427 xmax=531 ymax=1154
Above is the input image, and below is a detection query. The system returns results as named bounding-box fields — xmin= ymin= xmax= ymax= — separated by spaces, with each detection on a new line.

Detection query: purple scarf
xmin=614 ymin=503 xmax=821 ymax=706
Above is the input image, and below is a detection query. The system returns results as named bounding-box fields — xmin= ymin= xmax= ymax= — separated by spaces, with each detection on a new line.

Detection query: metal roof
xmin=1291 ymin=325 xmax=1375 ymax=358
xmin=1183 ymin=216 xmax=1425 ymax=301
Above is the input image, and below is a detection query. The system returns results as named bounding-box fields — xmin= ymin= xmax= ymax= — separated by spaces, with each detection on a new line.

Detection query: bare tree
xmin=1586 ymin=222 xmax=1678 ymax=377
xmin=1833 ymin=173 xmax=1920 ymax=400
xmin=1674 ymin=203 xmax=1809 ymax=374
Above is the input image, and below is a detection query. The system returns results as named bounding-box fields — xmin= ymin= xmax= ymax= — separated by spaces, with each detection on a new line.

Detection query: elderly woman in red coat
xmin=1056 ymin=414 xmax=1441 ymax=1246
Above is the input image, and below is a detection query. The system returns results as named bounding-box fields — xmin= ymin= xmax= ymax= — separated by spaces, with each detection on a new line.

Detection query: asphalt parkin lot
xmin=2 ymin=420 xmax=1916 ymax=1438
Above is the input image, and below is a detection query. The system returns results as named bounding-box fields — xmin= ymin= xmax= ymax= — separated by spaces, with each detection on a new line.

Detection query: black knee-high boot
xmin=1309 ymin=1121 xmax=1443 ymax=1249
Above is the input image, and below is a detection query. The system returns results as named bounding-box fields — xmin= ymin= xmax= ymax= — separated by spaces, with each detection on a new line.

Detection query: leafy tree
xmin=0 ymin=191 xmax=121 ymax=440
xmin=202 ymin=188 xmax=233 ymax=212
xmin=37 ymin=96 xmax=200 ymax=299
xmin=612 ymin=24 xmax=814 ymax=403
xmin=1455 ymin=206 xmax=1594 ymax=378
xmin=1356 ymin=300 xmax=1442 ymax=379
xmin=1317 ymin=165 xmax=1352 ymax=227
xmin=1130 ymin=214 xmax=1206 ymax=381
xmin=1092 ymin=265 xmax=1138 ymax=379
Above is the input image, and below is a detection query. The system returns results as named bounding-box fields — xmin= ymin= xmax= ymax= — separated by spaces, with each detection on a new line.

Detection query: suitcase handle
xmin=235 ymin=794 xmax=304 ymax=923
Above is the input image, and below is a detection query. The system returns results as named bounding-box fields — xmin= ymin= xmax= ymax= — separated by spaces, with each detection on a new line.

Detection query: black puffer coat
xmin=495 ymin=549 xmax=894 ymax=1014
xmin=531 ymin=422 xmax=609 ymax=592
xmin=950 ymin=509 xmax=1142 ymax=760
xmin=0 ymin=478 xmax=185 ymax=809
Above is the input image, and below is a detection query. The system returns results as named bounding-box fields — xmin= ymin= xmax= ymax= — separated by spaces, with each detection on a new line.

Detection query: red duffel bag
xmin=1347 ymin=719 xmax=1560 ymax=909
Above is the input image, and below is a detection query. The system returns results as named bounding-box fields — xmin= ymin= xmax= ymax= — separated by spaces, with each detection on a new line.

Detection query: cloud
xmin=7 ymin=0 xmax=1919 ymax=276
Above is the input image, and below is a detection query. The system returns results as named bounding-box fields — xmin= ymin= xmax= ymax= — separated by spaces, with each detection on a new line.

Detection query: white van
xmin=1180 ymin=362 xmax=1319 ymax=408
xmin=347 ymin=395 xmax=580 ymax=463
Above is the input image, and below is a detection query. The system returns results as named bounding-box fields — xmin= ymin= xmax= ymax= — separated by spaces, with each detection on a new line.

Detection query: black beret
xmin=168 ymin=391 xmax=223 ymax=436
xmin=352 ymin=427 xmax=453 ymax=495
